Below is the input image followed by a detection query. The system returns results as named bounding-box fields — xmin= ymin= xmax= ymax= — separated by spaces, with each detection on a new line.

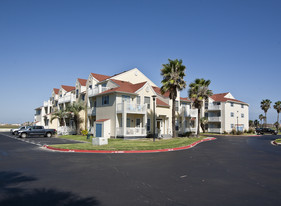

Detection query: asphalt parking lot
xmin=0 ymin=132 xmax=281 ymax=206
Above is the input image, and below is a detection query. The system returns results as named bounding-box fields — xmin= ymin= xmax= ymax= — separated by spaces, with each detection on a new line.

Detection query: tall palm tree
xmin=254 ymin=119 xmax=259 ymax=128
xmin=66 ymin=101 xmax=85 ymax=134
xmin=273 ymin=101 xmax=281 ymax=131
xmin=188 ymin=78 xmax=213 ymax=137
xmin=260 ymin=99 xmax=272 ymax=127
xmin=51 ymin=109 xmax=68 ymax=126
xmin=160 ymin=59 xmax=187 ymax=138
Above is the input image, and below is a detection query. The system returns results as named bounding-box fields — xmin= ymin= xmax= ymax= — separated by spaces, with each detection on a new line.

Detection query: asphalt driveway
xmin=0 ymin=133 xmax=280 ymax=206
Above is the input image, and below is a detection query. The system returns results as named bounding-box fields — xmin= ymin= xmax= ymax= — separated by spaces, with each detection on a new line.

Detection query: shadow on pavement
xmin=0 ymin=171 xmax=100 ymax=206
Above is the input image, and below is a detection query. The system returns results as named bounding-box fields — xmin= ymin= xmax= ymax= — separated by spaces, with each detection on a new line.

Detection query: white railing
xmin=117 ymin=103 xmax=146 ymax=114
xmin=208 ymin=117 xmax=222 ymax=122
xmin=87 ymin=108 xmax=96 ymax=116
xmin=208 ymin=104 xmax=221 ymax=110
xmin=58 ymin=94 xmax=76 ymax=104
xmin=208 ymin=128 xmax=222 ymax=133
xmin=57 ymin=126 xmax=76 ymax=135
xmin=116 ymin=127 xmax=146 ymax=136
xmin=181 ymin=106 xmax=198 ymax=117
xmin=88 ymin=87 xmax=110 ymax=97
xmin=34 ymin=115 xmax=42 ymax=122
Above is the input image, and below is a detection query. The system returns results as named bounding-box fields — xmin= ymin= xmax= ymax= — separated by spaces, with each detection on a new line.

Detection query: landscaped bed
xmin=51 ymin=135 xmax=205 ymax=151
xmin=275 ymin=138 xmax=281 ymax=144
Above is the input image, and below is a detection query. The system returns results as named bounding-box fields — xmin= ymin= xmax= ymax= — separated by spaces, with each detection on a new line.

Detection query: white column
xmin=122 ymin=101 xmax=127 ymax=137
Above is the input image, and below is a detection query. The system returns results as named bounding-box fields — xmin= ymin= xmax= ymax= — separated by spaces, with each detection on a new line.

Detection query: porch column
xmin=122 ymin=101 xmax=127 ymax=137
xmin=143 ymin=111 xmax=147 ymax=134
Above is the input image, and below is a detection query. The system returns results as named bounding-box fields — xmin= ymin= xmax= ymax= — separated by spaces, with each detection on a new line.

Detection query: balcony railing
xmin=208 ymin=128 xmax=222 ymax=133
xmin=116 ymin=127 xmax=146 ymax=136
xmin=117 ymin=103 xmax=146 ymax=114
xmin=58 ymin=94 xmax=76 ymax=104
xmin=208 ymin=104 xmax=221 ymax=110
xmin=43 ymin=100 xmax=51 ymax=107
xmin=181 ymin=106 xmax=198 ymax=117
xmin=88 ymin=87 xmax=110 ymax=97
xmin=87 ymin=107 xmax=96 ymax=116
xmin=208 ymin=117 xmax=222 ymax=122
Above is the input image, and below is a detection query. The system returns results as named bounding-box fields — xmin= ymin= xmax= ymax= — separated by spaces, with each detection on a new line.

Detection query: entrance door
xmin=96 ymin=124 xmax=102 ymax=137
xmin=157 ymin=120 xmax=163 ymax=136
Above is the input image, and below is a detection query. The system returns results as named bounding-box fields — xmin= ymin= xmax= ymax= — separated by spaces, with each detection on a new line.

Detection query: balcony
xmin=58 ymin=94 xmax=76 ymax=104
xmin=88 ymin=86 xmax=110 ymax=97
xmin=208 ymin=128 xmax=222 ymax=133
xmin=117 ymin=103 xmax=146 ymax=114
xmin=181 ymin=106 xmax=198 ymax=117
xmin=116 ymin=127 xmax=146 ymax=137
xmin=208 ymin=117 xmax=222 ymax=122
xmin=208 ymin=104 xmax=221 ymax=110
xmin=43 ymin=100 xmax=51 ymax=107
xmin=87 ymin=107 xmax=96 ymax=116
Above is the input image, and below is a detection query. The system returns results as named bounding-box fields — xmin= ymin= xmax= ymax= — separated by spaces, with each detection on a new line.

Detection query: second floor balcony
xmin=87 ymin=107 xmax=96 ymax=116
xmin=88 ymin=86 xmax=110 ymax=97
xmin=180 ymin=106 xmax=198 ymax=117
xmin=208 ymin=104 xmax=221 ymax=111
xmin=208 ymin=116 xmax=222 ymax=122
xmin=58 ymin=94 xmax=76 ymax=104
xmin=117 ymin=103 xmax=146 ymax=114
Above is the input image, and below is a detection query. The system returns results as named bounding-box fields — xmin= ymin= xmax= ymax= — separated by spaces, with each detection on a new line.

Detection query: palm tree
xmin=260 ymin=99 xmax=272 ymax=127
xmin=160 ymin=59 xmax=187 ymax=138
xmin=259 ymin=114 xmax=265 ymax=127
xmin=254 ymin=119 xmax=259 ymax=128
xmin=65 ymin=101 xmax=85 ymax=134
xmin=273 ymin=101 xmax=281 ymax=132
xmin=200 ymin=117 xmax=208 ymax=133
xmin=188 ymin=78 xmax=213 ymax=137
xmin=51 ymin=109 xmax=68 ymax=126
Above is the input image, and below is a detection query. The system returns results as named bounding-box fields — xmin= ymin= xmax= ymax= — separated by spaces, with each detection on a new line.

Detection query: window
xmin=137 ymin=96 xmax=141 ymax=105
xmin=76 ymin=89 xmax=79 ymax=98
xmin=89 ymin=85 xmax=92 ymax=89
xmin=231 ymin=112 xmax=234 ymax=117
xmin=127 ymin=118 xmax=130 ymax=127
xmin=122 ymin=95 xmax=130 ymax=103
xmin=136 ymin=119 xmax=141 ymax=127
xmin=241 ymin=113 xmax=244 ymax=118
xmin=102 ymin=95 xmax=109 ymax=105
xmin=241 ymin=104 xmax=244 ymax=108
xmin=81 ymin=94 xmax=85 ymax=101
xmin=147 ymin=118 xmax=151 ymax=131
xmin=231 ymin=124 xmax=234 ymax=128
xmin=144 ymin=97 xmax=150 ymax=109
xmin=205 ymin=102 xmax=208 ymax=109
xmin=230 ymin=102 xmax=234 ymax=107
xmin=175 ymin=119 xmax=179 ymax=131
xmin=102 ymin=83 xmax=107 ymax=87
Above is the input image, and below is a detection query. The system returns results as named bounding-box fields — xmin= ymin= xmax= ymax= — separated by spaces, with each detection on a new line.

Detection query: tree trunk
xmin=172 ymin=97 xmax=176 ymax=138
xmin=277 ymin=112 xmax=280 ymax=132
xmin=265 ymin=112 xmax=267 ymax=128
xmin=197 ymin=108 xmax=201 ymax=137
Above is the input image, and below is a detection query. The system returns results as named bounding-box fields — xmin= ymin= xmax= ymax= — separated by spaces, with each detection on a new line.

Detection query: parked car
xmin=255 ymin=128 xmax=277 ymax=135
xmin=10 ymin=126 xmax=29 ymax=135
xmin=17 ymin=126 xmax=56 ymax=138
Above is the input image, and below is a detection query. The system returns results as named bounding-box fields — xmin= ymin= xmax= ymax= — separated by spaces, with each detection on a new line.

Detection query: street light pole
xmin=152 ymin=95 xmax=157 ymax=142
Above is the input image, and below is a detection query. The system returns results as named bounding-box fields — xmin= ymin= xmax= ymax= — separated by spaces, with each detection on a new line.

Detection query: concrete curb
xmin=42 ymin=137 xmax=216 ymax=154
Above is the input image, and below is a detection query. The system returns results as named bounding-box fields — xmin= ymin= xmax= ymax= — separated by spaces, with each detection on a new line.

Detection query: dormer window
xmin=89 ymin=85 xmax=92 ymax=89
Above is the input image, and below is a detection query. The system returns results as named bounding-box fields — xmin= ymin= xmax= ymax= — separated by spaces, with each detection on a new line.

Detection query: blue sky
xmin=0 ymin=0 xmax=281 ymax=124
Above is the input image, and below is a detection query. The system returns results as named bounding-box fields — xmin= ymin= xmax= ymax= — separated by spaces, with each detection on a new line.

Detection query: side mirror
xmin=29 ymin=128 xmax=32 ymax=131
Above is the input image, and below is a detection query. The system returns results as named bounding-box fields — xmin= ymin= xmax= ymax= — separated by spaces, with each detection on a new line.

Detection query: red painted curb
xmin=42 ymin=137 xmax=216 ymax=154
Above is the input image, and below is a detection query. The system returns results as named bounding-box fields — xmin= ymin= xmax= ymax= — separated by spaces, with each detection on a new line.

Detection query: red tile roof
xmin=156 ymin=98 xmax=170 ymax=107
xmin=96 ymin=119 xmax=109 ymax=122
xmin=61 ymin=85 xmax=75 ymax=92
xmin=78 ymin=78 xmax=87 ymax=86
xmin=210 ymin=93 xmax=246 ymax=104
xmin=180 ymin=97 xmax=191 ymax=102
xmin=91 ymin=73 xmax=111 ymax=81
xmin=100 ymin=80 xmax=147 ymax=95
xmin=53 ymin=88 xmax=59 ymax=94
xmin=152 ymin=86 xmax=170 ymax=98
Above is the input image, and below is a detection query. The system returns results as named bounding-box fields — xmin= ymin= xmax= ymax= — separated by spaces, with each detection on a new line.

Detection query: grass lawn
xmin=52 ymin=135 xmax=205 ymax=151
xmin=275 ymin=139 xmax=281 ymax=144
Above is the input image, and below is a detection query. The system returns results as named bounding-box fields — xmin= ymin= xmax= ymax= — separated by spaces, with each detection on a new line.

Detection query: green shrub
xmin=81 ymin=130 xmax=88 ymax=136
xmin=230 ymin=128 xmax=237 ymax=135
xmin=183 ymin=132 xmax=192 ymax=137
xmin=247 ymin=128 xmax=255 ymax=134
xmin=236 ymin=130 xmax=243 ymax=135
xmin=223 ymin=131 xmax=228 ymax=134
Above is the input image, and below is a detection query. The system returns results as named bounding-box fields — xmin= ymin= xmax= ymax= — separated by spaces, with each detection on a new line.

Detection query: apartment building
xmin=205 ymin=92 xmax=249 ymax=133
xmin=34 ymin=68 xmax=249 ymax=137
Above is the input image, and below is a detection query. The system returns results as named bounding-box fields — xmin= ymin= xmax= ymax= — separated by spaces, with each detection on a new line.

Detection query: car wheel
xmin=21 ymin=133 xmax=27 ymax=138
xmin=46 ymin=132 xmax=52 ymax=138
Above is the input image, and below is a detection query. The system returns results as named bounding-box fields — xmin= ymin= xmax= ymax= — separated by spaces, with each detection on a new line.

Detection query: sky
xmin=0 ymin=0 xmax=281 ymax=124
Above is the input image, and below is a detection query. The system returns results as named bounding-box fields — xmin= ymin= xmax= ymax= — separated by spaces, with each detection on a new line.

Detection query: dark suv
xmin=256 ymin=128 xmax=277 ymax=135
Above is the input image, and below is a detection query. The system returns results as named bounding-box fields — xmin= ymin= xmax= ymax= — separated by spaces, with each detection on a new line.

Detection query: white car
xmin=10 ymin=126 xmax=29 ymax=135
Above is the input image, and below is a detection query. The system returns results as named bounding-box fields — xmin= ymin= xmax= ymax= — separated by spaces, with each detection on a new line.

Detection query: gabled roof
xmin=156 ymin=98 xmax=170 ymax=107
xmin=91 ymin=73 xmax=111 ymax=81
xmin=152 ymin=86 xmax=170 ymax=98
xmin=53 ymin=88 xmax=59 ymax=94
xmin=99 ymin=80 xmax=147 ymax=95
xmin=180 ymin=97 xmax=191 ymax=102
xmin=210 ymin=93 xmax=247 ymax=104
xmin=61 ymin=85 xmax=75 ymax=92
xmin=78 ymin=78 xmax=87 ymax=86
